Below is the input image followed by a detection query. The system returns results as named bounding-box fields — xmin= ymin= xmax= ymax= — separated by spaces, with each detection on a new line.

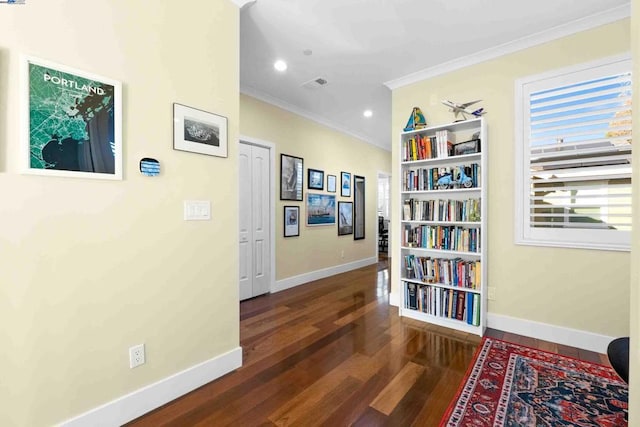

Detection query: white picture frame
xmin=21 ymin=55 xmax=123 ymax=180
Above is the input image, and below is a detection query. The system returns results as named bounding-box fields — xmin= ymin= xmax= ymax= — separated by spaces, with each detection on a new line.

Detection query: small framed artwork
xmin=306 ymin=193 xmax=336 ymax=226
xmin=22 ymin=55 xmax=122 ymax=179
xmin=338 ymin=201 xmax=353 ymax=236
xmin=308 ymin=168 xmax=324 ymax=190
xmin=284 ymin=206 xmax=300 ymax=237
xmin=453 ymin=139 xmax=481 ymax=156
xmin=281 ymin=154 xmax=303 ymax=201
xmin=327 ymin=174 xmax=337 ymax=193
xmin=341 ymin=171 xmax=351 ymax=197
xmin=173 ymin=103 xmax=228 ymax=158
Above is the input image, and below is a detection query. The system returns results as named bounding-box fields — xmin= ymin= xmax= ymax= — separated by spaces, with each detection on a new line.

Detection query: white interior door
xmin=239 ymin=142 xmax=271 ymax=300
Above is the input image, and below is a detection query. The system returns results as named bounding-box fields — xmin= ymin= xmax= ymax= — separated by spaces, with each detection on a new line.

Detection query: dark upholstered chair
xmin=378 ymin=216 xmax=388 ymax=252
xmin=607 ymin=337 xmax=629 ymax=383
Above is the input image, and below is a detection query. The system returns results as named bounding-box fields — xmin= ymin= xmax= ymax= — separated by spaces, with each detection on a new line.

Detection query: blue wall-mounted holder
xmin=140 ymin=158 xmax=160 ymax=176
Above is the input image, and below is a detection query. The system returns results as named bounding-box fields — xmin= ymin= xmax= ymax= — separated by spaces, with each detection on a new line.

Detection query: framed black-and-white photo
xmin=341 ymin=171 xmax=351 ymax=197
xmin=354 ymin=175 xmax=365 ymax=240
xmin=453 ymin=139 xmax=481 ymax=156
xmin=327 ymin=174 xmax=337 ymax=193
xmin=173 ymin=103 xmax=227 ymax=158
xmin=22 ymin=55 xmax=122 ymax=180
xmin=284 ymin=206 xmax=300 ymax=237
xmin=338 ymin=201 xmax=353 ymax=236
xmin=308 ymin=168 xmax=324 ymax=190
xmin=280 ymin=154 xmax=303 ymax=201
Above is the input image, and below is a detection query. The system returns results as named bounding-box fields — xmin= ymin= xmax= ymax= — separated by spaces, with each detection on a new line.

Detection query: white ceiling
xmin=240 ymin=0 xmax=630 ymax=151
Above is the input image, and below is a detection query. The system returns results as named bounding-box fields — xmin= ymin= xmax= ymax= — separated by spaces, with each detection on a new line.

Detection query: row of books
xmin=405 ymin=282 xmax=481 ymax=326
xmin=403 ymin=198 xmax=481 ymax=222
xmin=402 ymin=164 xmax=481 ymax=192
xmin=404 ymin=255 xmax=481 ymax=289
xmin=403 ymin=224 xmax=480 ymax=252
xmin=402 ymin=130 xmax=456 ymax=161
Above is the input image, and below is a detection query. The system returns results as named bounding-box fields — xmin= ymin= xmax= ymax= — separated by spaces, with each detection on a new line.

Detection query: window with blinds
xmin=515 ymin=56 xmax=632 ymax=250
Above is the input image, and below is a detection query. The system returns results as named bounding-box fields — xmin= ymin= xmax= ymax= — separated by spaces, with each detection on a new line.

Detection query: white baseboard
xmin=58 ymin=347 xmax=242 ymax=427
xmin=487 ymin=313 xmax=615 ymax=354
xmin=389 ymin=292 xmax=400 ymax=307
xmin=273 ymin=257 xmax=377 ymax=293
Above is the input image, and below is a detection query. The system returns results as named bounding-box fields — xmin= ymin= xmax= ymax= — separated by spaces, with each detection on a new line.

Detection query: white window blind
xmin=516 ymin=56 xmax=632 ymax=251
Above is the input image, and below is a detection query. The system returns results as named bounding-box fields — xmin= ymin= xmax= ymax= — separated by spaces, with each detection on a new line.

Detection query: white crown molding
xmin=240 ymin=85 xmax=391 ymax=152
xmin=384 ymin=4 xmax=631 ymax=90
xmin=230 ymin=0 xmax=256 ymax=8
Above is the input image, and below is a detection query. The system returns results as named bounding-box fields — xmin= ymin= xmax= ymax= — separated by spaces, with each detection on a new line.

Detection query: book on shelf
xmin=404 ymin=282 xmax=480 ymax=326
xmin=436 ymin=130 xmax=456 ymax=158
xmin=403 ymin=255 xmax=481 ymax=289
xmin=403 ymin=224 xmax=480 ymax=253
xmin=472 ymin=294 xmax=480 ymax=326
xmin=402 ymin=129 xmax=462 ymax=161
xmin=402 ymin=198 xmax=481 ymax=222
xmin=456 ymin=292 xmax=465 ymax=321
xmin=407 ymin=283 xmax=417 ymax=309
xmin=403 ymin=200 xmax=412 ymax=220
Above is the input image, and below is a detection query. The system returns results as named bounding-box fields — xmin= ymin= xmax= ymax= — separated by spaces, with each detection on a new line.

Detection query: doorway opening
xmin=377 ymin=172 xmax=391 ymax=259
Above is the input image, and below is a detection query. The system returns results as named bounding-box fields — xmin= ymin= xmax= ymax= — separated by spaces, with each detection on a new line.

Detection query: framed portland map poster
xmin=21 ymin=56 xmax=122 ymax=179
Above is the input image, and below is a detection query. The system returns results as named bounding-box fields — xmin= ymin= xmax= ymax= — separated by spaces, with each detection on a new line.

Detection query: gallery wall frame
xmin=284 ymin=205 xmax=300 ymax=237
xmin=280 ymin=154 xmax=303 ymax=201
xmin=173 ymin=103 xmax=228 ymax=158
xmin=308 ymin=168 xmax=324 ymax=190
xmin=341 ymin=171 xmax=351 ymax=197
xmin=21 ymin=55 xmax=123 ymax=180
xmin=354 ymin=175 xmax=365 ymax=240
xmin=306 ymin=193 xmax=336 ymax=226
xmin=338 ymin=201 xmax=353 ymax=236
xmin=327 ymin=174 xmax=336 ymax=193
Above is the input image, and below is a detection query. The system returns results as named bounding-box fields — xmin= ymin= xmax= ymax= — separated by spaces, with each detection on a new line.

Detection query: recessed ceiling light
xmin=363 ymin=110 xmax=373 ymax=118
xmin=274 ymin=60 xmax=287 ymax=72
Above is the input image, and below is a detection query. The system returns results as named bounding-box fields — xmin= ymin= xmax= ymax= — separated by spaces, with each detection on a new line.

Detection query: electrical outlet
xmin=488 ymin=287 xmax=496 ymax=301
xmin=340 ymin=249 xmax=345 ymax=259
xmin=129 ymin=344 xmax=145 ymax=368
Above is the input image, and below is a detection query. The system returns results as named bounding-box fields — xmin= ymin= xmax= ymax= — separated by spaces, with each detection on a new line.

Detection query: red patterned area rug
xmin=440 ymin=337 xmax=628 ymax=426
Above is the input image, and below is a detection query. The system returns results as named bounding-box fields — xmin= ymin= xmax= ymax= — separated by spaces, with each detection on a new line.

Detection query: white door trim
xmin=239 ymin=135 xmax=276 ymax=295
xmin=376 ymin=170 xmax=391 ymax=258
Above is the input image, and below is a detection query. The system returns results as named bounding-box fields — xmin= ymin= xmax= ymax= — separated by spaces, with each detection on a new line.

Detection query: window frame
xmin=514 ymin=53 xmax=632 ymax=252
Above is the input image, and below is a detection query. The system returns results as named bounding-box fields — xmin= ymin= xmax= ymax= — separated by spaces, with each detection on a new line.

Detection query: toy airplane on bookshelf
xmin=442 ymin=100 xmax=486 ymax=121
xmin=403 ymin=107 xmax=427 ymax=131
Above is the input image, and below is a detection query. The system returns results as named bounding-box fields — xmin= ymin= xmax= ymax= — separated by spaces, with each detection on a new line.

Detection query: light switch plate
xmin=184 ymin=200 xmax=211 ymax=220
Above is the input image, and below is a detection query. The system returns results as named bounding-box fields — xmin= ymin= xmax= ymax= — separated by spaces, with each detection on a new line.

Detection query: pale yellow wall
xmin=0 ymin=1 xmax=239 ymax=425
xmin=629 ymin=0 xmax=639 ymax=423
xmin=240 ymin=95 xmax=391 ymax=279
xmin=391 ymin=20 xmax=631 ymax=337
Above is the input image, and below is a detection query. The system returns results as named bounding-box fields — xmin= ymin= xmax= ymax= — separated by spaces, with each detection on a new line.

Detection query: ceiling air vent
xmin=301 ymin=77 xmax=328 ymax=90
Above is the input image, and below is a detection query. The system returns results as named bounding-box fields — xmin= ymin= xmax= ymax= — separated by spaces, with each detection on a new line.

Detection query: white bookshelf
xmin=398 ymin=118 xmax=487 ymax=336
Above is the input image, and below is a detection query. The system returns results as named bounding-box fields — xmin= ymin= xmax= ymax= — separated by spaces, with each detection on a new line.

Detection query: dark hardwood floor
xmin=127 ymin=255 xmax=609 ymax=426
